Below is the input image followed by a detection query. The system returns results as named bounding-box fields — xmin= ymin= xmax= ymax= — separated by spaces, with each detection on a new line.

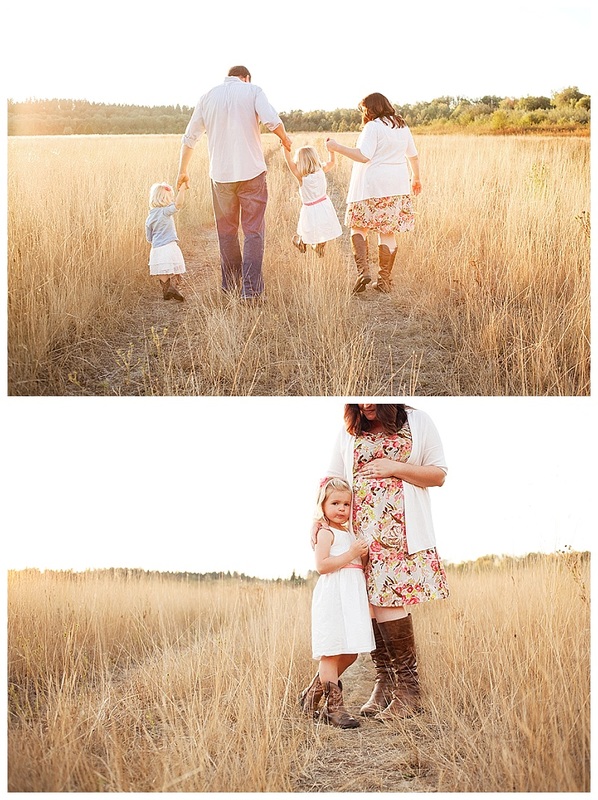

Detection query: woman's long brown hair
xmin=344 ymin=404 xmax=408 ymax=435
xmin=359 ymin=92 xmax=406 ymax=129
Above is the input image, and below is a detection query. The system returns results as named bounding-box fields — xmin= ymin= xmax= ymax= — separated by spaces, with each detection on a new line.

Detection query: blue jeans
xmin=211 ymin=171 xmax=268 ymax=298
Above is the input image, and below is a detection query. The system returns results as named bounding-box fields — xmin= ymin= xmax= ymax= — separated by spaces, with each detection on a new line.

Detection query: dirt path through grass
xmin=62 ymin=227 xmax=458 ymax=395
xmin=293 ymin=654 xmax=440 ymax=792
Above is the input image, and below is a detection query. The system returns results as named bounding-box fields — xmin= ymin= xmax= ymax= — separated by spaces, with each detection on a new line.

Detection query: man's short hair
xmin=228 ymin=65 xmax=251 ymax=81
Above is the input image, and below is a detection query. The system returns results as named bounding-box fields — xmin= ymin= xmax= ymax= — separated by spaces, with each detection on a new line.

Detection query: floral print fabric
xmin=345 ymin=194 xmax=415 ymax=234
xmin=353 ymin=425 xmax=449 ymax=607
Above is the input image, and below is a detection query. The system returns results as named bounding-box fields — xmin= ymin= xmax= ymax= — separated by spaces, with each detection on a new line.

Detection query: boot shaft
xmin=299 ymin=673 xmax=323 ymax=715
xmin=378 ymin=614 xmax=420 ymax=695
xmin=351 ymin=234 xmax=370 ymax=275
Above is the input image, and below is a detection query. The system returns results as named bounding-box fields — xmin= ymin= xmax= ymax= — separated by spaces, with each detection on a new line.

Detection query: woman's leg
xmin=360 ymin=610 xmax=396 ymax=716
xmin=371 ymin=604 xmax=408 ymax=622
xmin=370 ymin=606 xmax=422 ymax=720
xmin=378 ymin=232 xmax=397 ymax=251
xmin=375 ymin=233 xmax=398 ymax=293
xmin=350 ymin=227 xmax=371 ymax=293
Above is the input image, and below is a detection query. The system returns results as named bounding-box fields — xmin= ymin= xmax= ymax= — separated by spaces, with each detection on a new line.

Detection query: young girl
xmin=299 ymin=477 xmax=374 ymax=729
xmin=282 ymin=145 xmax=342 ymax=257
xmin=145 ymin=181 xmax=188 ymax=301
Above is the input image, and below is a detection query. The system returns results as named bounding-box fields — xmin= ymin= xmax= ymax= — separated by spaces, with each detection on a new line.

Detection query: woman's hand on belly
xmin=358 ymin=458 xmax=399 ymax=480
xmin=359 ymin=459 xmax=446 ymax=487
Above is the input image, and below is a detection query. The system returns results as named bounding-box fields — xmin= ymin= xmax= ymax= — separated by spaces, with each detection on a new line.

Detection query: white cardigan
xmin=326 ymin=407 xmax=447 ymax=555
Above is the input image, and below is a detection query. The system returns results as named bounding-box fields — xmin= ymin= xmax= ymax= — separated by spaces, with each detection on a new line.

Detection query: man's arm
xmin=272 ymin=122 xmax=292 ymax=152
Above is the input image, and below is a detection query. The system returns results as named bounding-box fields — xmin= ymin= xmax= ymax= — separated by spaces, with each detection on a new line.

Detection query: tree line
xmin=7 ymin=87 xmax=589 ymax=136
xmin=9 ymin=550 xmax=588 ymax=584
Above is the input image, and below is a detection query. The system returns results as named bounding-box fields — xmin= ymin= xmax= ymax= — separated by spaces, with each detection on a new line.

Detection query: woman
xmin=327 ymin=403 xmax=448 ymax=721
xmin=326 ymin=94 xmax=421 ymax=294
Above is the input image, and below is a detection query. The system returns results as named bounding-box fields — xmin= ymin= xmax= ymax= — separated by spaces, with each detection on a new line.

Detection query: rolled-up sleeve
xmin=254 ymin=88 xmax=282 ymax=131
xmin=181 ymin=102 xmax=206 ymax=148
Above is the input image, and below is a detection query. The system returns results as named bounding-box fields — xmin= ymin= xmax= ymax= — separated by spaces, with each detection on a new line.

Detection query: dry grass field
xmin=7 ymin=554 xmax=589 ymax=792
xmin=7 ymin=132 xmax=590 ymax=396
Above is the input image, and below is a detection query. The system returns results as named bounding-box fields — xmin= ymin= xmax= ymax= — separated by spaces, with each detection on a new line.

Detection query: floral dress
xmin=353 ymin=423 xmax=449 ymax=607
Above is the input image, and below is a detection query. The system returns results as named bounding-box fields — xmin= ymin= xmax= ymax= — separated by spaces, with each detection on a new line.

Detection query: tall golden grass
xmin=7 ymin=133 xmax=590 ymax=395
xmin=8 ymin=555 xmax=589 ymax=792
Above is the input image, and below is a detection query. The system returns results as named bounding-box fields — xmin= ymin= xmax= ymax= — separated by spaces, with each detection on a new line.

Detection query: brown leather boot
xmin=359 ymin=620 xmax=395 ymax=716
xmin=298 ymin=673 xmax=323 ymax=717
xmin=320 ymin=681 xmax=360 ymax=729
xmin=375 ymin=614 xmax=423 ymax=721
xmin=161 ymin=277 xmax=185 ymax=301
xmin=351 ymin=234 xmax=371 ymax=293
xmin=374 ymin=244 xmax=397 ymax=293
xmin=160 ymin=277 xmax=172 ymax=299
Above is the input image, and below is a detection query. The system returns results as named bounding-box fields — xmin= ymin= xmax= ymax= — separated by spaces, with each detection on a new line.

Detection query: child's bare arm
xmin=282 ymin=147 xmax=302 ymax=183
xmin=322 ymin=149 xmax=336 ymax=173
xmin=175 ymin=182 xmax=189 ymax=209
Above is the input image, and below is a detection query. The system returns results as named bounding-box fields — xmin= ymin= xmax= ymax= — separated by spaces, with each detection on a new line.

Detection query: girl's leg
xmin=318 ymin=655 xmax=341 ymax=685
xmin=158 ymin=275 xmax=171 ymax=300
xmin=160 ymin=273 xmax=184 ymax=302
xmin=318 ymin=653 xmax=357 ymax=683
xmin=319 ymin=654 xmax=360 ymax=729
xmin=337 ymin=653 xmax=358 ymax=678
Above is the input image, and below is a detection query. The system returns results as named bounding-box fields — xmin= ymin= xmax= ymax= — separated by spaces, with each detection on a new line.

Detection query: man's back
xmin=183 ymin=76 xmax=282 ymax=182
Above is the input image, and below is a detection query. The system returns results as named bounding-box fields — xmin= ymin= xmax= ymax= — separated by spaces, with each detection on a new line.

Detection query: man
xmin=177 ymin=66 xmax=292 ymax=301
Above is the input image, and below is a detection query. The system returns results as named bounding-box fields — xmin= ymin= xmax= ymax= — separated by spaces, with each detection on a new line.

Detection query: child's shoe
xmin=292 ymin=235 xmax=307 ymax=253
xmin=313 ymin=243 xmax=326 ymax=258
xmin=162 ymin=278 xmax=185 ymax=302
xmin=319 ymin=681 xmax=360 ymax=729
xmin=298 ymin=673 xmax=324 ymax=717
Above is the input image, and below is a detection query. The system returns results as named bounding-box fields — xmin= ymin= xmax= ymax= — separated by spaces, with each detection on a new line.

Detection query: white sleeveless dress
xmin=311 ymin=527 xmax=375 ymax=659
xmin=297 ymin=170 xmax=343 ymax=245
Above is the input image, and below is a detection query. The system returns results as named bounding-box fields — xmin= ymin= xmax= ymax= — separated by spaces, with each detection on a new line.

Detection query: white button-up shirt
xmin=182 ymin=77 xmax=283 ymax=183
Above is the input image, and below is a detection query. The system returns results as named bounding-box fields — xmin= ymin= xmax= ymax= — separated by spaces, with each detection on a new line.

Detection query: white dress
xmin=297 ymin=170 xmax=343 ymax=245
xmin=311 ymin=527 xmax=375 ymax=660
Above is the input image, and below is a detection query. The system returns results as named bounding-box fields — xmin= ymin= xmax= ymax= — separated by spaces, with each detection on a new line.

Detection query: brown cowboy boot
xmin=298 ymin=673 xmax=323 ymax=717
xmin=359 ymin=619 xmax=396 ymax=716
xmin=165 ymin=278 xmax=185 ymax=302
xmin=374 ymin=614 xmax=423 ymax=721
xmin=160 ymin=277 xmax=172 ymax=300
xmin=351 ymin=233 xmax=371 ymax=293
xmin=373 ymin=244 xmax=397 ymax=293
xmin=320 ymin=681 xmax=360 ymax=729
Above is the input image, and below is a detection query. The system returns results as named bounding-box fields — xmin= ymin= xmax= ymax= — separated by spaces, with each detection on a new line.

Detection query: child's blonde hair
xmin=294 ymin=146 xmax=322 ymax=177
xmin=314 ymin=477 xmax=352 ymax=522
xmin=149 ymin=182 xmax=175 ymax=208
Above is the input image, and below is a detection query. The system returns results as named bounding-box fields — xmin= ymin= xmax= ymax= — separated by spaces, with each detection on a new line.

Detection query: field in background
xmin=7 ymin=133 xmax=590 ymax=395
xmin=8 ymin=555 xmax=589 ymax=792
